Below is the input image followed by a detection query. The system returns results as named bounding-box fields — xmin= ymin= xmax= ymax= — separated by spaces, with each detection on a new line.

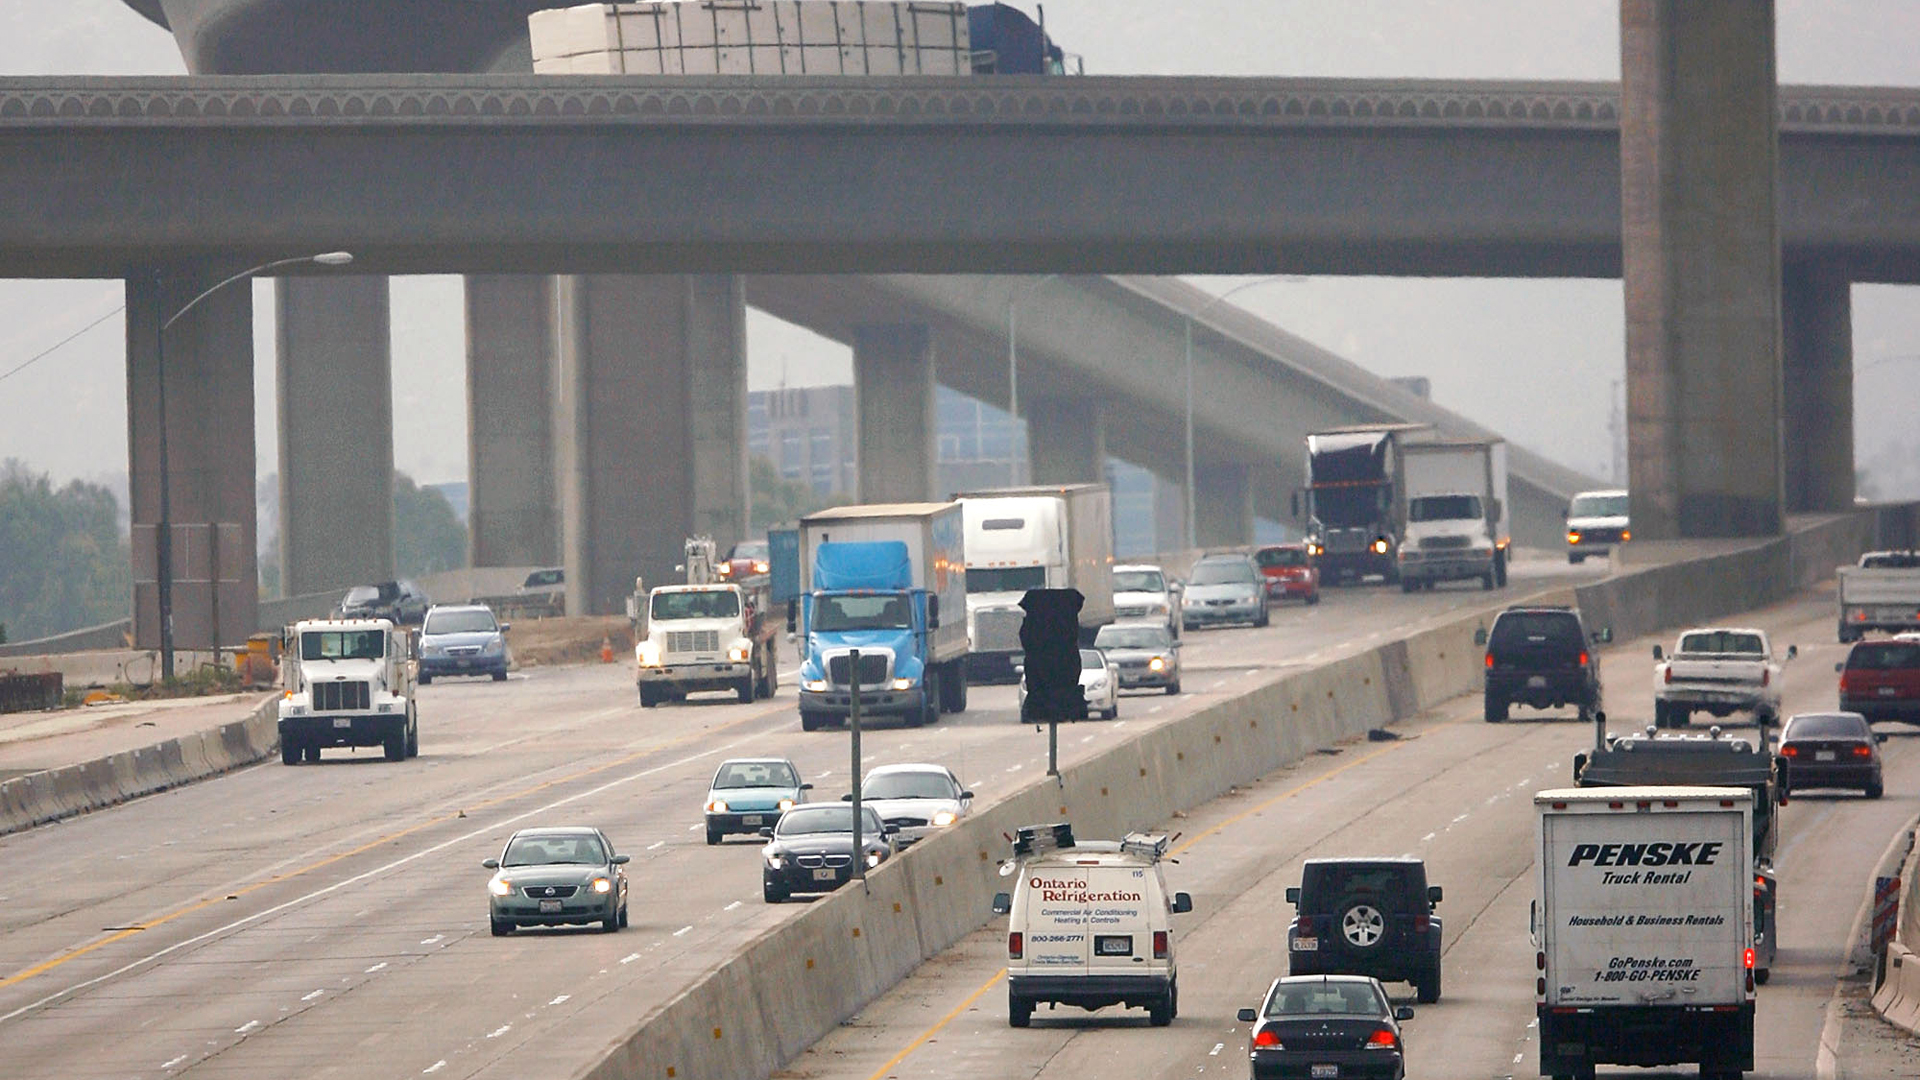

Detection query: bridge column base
xmin=1782 ymin=261 xmax=1855 ymax=513
xmin=854 ymin=324 xmax=937 ymax=503
xmin=467 ymin=275 xmax=559 ymax=568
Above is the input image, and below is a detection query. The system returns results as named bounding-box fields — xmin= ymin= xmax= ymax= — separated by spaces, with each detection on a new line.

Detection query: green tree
xmin=0 ymin=459 xmax=132 ymax=641
xmin=750 ymin=454 xmax=834 ymax=530
xmin=394 ymin=473 xmax=467 ymax=578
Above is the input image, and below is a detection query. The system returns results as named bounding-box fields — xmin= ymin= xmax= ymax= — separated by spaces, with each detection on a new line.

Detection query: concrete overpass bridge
xmin=8 ymin=73 xmax=1910 ymax=629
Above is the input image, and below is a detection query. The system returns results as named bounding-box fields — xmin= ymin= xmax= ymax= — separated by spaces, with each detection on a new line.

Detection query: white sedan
xmin=1018 ymin=648 xmax=1121 ymax=720
xmin=850 ymin=763 xmax=973 ymax=846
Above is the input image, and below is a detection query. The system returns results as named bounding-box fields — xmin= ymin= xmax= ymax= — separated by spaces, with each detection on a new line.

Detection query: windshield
xmin=1263 ymin=981 xmax=1387 ymax=1018
xmin=344 ymin=583 xmax=396 ymax=604
xmin=776 ymin=805 xmax=883 ymax=836
xmin=812 ymin=593 xmax=912 ymax=632
xmin=651 ymin=590 xmax=740 ymax=620
xmin=300 ymin=630 xmax=386 ymax=661
xmin=1570 ymin=493 xmax=1629 ymax=518
xmin=423 ymin=609 xmax=498 ymax=635
xmin=966 ymin=566 xmax=1046 ymax=593
xmin=1861 ymin=551 xmax=1920 ymax=569
xmin=502 ymin=833 xmax=605 ymax=867
xmin=1096 ymin=626 xmax=1172 ymax=650
xmin=728 ymin=541 xmax=769 ymax=561
xmin=1189 ymin=560 xmax=1255 ymax=586
xmin=1112 ymin=569 xmax=1166 ymax=593
xmin=1847 ymin=642 xmax=1920 ymax=670
xmin=863 ymin=772 xmax=956 ymax=800
xmin=522 ymin=568 xmax=563 ymax=588
xmin=1080 ymin=649 xmax=1106 ymax=670
xmin=1785 ymin=714 xmax=1870 ymax=740
xmin=1677 ymin=631 xmax=1764 ymax=655
xmin=1310 ymin=485 xmax=1384 ymax=528
xmin=1409 ymin=494 xmax=1482 ymax=522
xmin=712 ymin=760 xmax=799 ymax=789
xmin=1253 ymin=547 xmax=1306 ymax=568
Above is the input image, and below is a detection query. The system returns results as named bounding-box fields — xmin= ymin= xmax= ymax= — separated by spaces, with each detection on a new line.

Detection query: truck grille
xmin=1324 ymin=528 xmax=1370 ymax=554
xmin=827 ymin=653 xmax=889 ymax=688
xmin=666 ymin=630 xmax=720 ymax=654
xmin=1420 ymin=535 xmax=1471 ymax=549
xmin=973 ymin=607 xmax=1025 ymax=653
xmin=312 ymin=680 xmax=370 ymax=712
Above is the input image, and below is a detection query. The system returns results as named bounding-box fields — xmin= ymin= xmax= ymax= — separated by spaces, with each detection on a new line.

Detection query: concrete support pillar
xmin=126 ymin=264 xmax=257 ymax=652
xmin=1194 ymin=463 xmax=1254 ymax=549
xmin=1152 ymin=475 xmax=1189 ymax=555
xmin=853 ymin=325 xmax=936 ymax=504
xmin=276 ymin=277 xmax=394 ymax=599
xmin=1621 ymin=0 xmax=1784 ymax=538
xmin=1781 ymin=262 xmax=1855 ymax=512
xmin=466 ymin=275 xmax=558 ymax=567
xmin=555 ymin=275 xmax=747 ymax=615
xmin=1027 ymin=396 xmax=1106 ymax=486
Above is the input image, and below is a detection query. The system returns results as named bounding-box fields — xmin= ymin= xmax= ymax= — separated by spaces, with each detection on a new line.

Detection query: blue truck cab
xmin=795 ymin=504 xmax=971 ymax=732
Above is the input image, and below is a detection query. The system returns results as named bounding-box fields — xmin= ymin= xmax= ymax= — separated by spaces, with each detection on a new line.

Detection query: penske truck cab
xmin=1533 ymin=786 xmax=1755 ymax=1080
xmin=990 ymin=823 xmax=1193 ymax=1028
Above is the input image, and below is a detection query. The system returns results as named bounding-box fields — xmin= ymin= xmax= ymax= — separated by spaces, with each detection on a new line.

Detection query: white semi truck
xmin=1533 ymin=786 xmax=1755 ymax=1080
xmin=954 ymin=484 xmax=1115 ymax=682
xmin=1396 ymin=437 xmax=1509 ymax=592
xmin=277 ymin=618 xmax=418 ymax=765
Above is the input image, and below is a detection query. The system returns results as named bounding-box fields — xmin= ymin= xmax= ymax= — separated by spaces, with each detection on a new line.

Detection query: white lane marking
xmin=673 ymin=925 xmax=693 ymax=937
xmin=548 ymin=994 xmax=570 ymax=1006
xmin=862 ymin=754 xmax=876 ymax=763
xmin=234 ymin=1020 xmax=260 ymax=1034
xmin=725 ymin=901 xmax=742 ymax=911
xmin=1450 ymin=813 xmax=1470 ymax=825
xmin=300 ymin=989 xmax=325 ymax=1002
xmin=1210 ymin=1042 xmax=1224 ymax=1056
xmin=1421 ymin=833 xmax=1436 ymax=843
xmin=1005 ymin=764 xmax=1023 ymax=773
xmin=486 ymin=1024 xmax=511 ymax=1039
xmin=1149 ymin=705 xmax=1163 ymax=714
xmin=686 ymin=824 xmax=701 ymax=832
xmin=0 ymin=730 xmax=776 ymax=1028
xmin=647 ymin=841 xmax=665 ymax=851
xmin=419 ymin=935 xmax=443 ymax=946
xmin=163 ymin=1055 xmax=188 ymax=1069
xmin=620 ymin=953 xmax=640 ymax=965
xmin=1080 ymin=735 xmax=1095 ymax=744
xmin=422 ymin=1062 xmax=447 ymax=1075
xmin=1115 ymin=721 xmax=1129 ymax=729
xmin=365 ymin=962 xmax=387 ymax=973
xmin=1513 ymin=1053 xmax=1524 ymax=1064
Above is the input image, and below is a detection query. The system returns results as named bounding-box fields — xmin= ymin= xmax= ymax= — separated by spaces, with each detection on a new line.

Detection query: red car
xmin=716 ymin=539 xmax=771 ymax=581
xmin=1254 ymin=544 xmax=1320 ymax=605
xmin=1837 ymin=635 xmax=1920 ymax=725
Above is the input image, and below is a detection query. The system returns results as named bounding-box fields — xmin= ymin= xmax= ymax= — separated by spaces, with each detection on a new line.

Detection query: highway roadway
xmin=777 ymin=589 xmax=1920 ymax=1080
xmin=0 ymin=558 xmax=1599 ymax=1080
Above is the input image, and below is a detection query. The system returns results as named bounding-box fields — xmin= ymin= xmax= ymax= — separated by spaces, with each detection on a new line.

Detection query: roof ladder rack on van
xmin=1011 ymin=822 xmax=1077 ymax=856
xmin=1119 ymin=832 xmax=1173 ymax=863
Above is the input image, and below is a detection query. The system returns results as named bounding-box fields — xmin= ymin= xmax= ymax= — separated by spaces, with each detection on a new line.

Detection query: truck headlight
xmin=592 ymin=877 xmax=613 ymax=894
xmin=891 ymin=677 xmax=914 ymax=691
xmin=932 ymin=809 xmax=957 ymax=827
xmin=637 ymin=641 xmax=662 ymax=667
xmin=804 ymin=678 xmax=829 ymax=692
xmin=1371 ymin=538 xmax=1390 ymax=554
xmin=1567 ymin=530 xmax=1582 ymax=544
xmin=488 ymin=878 xmax=513 ymax=897
xmin=707 ymin=799 xmax=728 ymax=814
xmin=727 ymin=642 xmax=752 ymax=663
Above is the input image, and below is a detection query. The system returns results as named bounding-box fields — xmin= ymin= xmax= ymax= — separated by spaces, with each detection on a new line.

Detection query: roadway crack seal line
xmin=0 ymin=715 xmax=775 ymax=1018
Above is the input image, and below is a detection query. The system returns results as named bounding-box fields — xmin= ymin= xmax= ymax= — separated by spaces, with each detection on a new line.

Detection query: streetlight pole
xmin=1006 ymin=274 xmax=1060 ymax=486
xmin=153 ymin=251 xmax=354 ymax=681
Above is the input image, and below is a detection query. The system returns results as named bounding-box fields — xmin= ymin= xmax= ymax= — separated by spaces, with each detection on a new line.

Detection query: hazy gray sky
xmin=3 ymin=0 xmax=1918 ymax=494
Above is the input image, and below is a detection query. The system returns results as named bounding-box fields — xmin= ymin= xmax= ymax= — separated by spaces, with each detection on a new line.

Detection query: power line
xmin=0 ymin=304 xmax=125 ymax=384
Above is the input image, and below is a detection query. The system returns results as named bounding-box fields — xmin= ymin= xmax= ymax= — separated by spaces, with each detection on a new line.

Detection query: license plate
xmin=1880 ymin=687 xmax=1899 ymax=697
xmin=1292 ymin=938 xmax=1318 ymax=952
xmin=457 ymin=659 xmax=470 ymax=668
xmin=812 ymin=868 xmax=838 ymax=882
xmin=741 ymin=815 xmax=763 ymax=826
xmin=1527 ymin=676 xmax=1548 ymax=689
xmin=1815 ymin=750 xmax=1837 ymax=762
xmin=333 ymin=717 xmax=352 ymax=728
xmin=539 ymin=899 xmax=562 ymax=913
xmin=1312 ymin=1066 xmax=1339 ymax=1079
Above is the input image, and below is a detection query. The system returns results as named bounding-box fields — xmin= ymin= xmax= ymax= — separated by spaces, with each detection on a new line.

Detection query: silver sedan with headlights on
xmin=483 ymin=826 xmax=629 ymax=935
xmin=1094 ymin=622 xmax=1182 ymax=694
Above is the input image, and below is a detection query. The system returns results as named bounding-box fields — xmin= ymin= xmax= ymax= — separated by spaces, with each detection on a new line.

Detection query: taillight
xmin=1365 ymin=1028 xmax=1398 ymax=1049
xmin=1484 ymin=653 xmax=1495 ymax=669
xmin=1152 ymin=931 xmax=1169 ymax=959
xmin=1537 ymin=976 xmax=1547 ymax=997
xmin=1413 ymin=915 xmax=1430 ymax=934
xmin=1537 ymin=951 xmax=1547 ymax=971
xmin=1779 ymin=745 xmax=1800 ymax=757
xmin=1839 ymin=671 xmax=1852 ymax=693
xmin=1008 ymin=932 xmax=1023 ymax=959
xmin=1294 ymin=915 xmax=1315 ymax=934
xmin=1761 ymin=668 xmax=1769 ymax=688
xmin=1853 ymin=744 xmax=1874 ymax=758
xmin=1252 ymin=1028 xmax=1282 ymax=1048
xmin=1579 ymin=652 xmax=1589 ymax=667
xmin=1663 ymin=665 xmax=1671 ymax=683
xmin=1744 ymin=947 xmax=1755 ymax=969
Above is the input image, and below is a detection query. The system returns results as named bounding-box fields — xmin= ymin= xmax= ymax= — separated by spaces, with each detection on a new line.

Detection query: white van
xmin=991 ymin=824 xmax=1193 ymax=1027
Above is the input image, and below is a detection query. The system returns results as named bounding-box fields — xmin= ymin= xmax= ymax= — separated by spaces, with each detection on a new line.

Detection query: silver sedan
xmin=483 ymin=826 xmax=629 ymax=935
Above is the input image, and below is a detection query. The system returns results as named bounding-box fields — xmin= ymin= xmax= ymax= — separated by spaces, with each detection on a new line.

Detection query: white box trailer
xmin=953 ymin=483 xmax=1115 ymax=681
xmin=1534 ymin=786 xmax=1755 ymax=1079
xmin=1397 ymin=437 xmax=1509 ymax=591
xmin=530 ymin=1 xmax=971 ymax=76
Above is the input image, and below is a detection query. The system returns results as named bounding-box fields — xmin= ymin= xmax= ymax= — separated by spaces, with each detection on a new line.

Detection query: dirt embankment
xmin=507 ymin=616 xmax=635 ymax=668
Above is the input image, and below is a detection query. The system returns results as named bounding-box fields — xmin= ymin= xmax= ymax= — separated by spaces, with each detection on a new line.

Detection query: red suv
xmin=1254 ymin=544 xmax=1321 ymax=605
xmin=1838 ymin=636 xmax=1920 ymax=724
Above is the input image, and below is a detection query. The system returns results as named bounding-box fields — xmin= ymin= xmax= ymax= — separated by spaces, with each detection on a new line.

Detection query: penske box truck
xmin=1533 ymin=786 xmax=1755 ymax=1080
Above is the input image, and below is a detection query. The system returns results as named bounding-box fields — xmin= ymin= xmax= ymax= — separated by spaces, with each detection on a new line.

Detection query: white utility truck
xmin=277 ymin=618 xmax=418 ymax=765
xmin=1533 ymin=786 xmax=1755 ymax=1080
xmin=1396 ymin=437 xmax=1509 ymax=592
xmin=1651 ymin=627 xmax=1794 ymax=728
xmin=955 ymin=484 xmax=1115 ymax=682
xmin=1837 ymin=550 xmax=1920 ymax=642
xmin=635 ymin=537 xmax=779 ymax=707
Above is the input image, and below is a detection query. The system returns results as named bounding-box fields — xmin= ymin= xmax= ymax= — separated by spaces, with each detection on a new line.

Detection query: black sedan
xmin=1779 ymin=711 xmax=1885 ymax=798
xmin=760 ymin=803 xmax=897 ymax=903
xmin=1236 ymin=975 xmax=1412 ymax=1080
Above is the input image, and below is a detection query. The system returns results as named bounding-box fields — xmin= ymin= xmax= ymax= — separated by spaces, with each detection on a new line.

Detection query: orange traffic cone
xmin=600 ymin=636 xmax=615 ymax=664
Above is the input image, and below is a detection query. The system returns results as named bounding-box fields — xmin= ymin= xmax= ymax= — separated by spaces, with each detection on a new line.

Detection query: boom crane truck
xmin=634 ymin=537 xmax=780 ymax=707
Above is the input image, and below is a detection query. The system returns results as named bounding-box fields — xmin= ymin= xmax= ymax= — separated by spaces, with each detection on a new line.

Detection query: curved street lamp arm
xmin=162 ymin=254 xmax=338 ymax=330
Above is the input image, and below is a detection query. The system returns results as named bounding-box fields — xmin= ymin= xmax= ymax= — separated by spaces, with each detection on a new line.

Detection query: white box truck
xmin=1533 ymin=786 xmax=1755 ymax=1080
xmin=1396 ymin=437 xmax=1509 ymax=592
xmin=1836 ymin=550 xmax=1920 ymax=642
xmin=953 ymin=484 xmax=1115 ymax=682
xmin=793 ymin=503 xmax=970 ymax=729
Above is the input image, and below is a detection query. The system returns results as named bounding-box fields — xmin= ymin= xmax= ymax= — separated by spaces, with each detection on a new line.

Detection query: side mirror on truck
xmin=1785 ymin=644 xmax=1798 ymax=661
xmin=1285 ymin=886 xmax=1301 ymax=905
xmin=1427 ymin=885 xmax=1444 ymax=905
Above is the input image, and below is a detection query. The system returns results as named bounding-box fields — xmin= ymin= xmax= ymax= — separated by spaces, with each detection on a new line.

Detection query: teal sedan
xmin=705 ymin=757 xmax=811 ymax=845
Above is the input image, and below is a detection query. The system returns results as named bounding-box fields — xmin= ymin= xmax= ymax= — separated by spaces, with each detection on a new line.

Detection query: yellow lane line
xmin=0 ymin=712 xmax=760 ymax=992
xmin=862 ymin=712 xmax=1468 ymax=1079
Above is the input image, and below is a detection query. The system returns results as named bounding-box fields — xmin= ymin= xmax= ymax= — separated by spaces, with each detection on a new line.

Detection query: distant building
xmin=749 ymin=385 xmax=859 ymax=497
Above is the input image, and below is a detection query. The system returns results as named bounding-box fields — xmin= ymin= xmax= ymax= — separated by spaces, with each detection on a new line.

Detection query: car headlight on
xmin=1567 ymin=530 xmax=1582 ymax=544
xmin=931 ymin=809 xmax=957 ymax=827
xmin=777 ymin=797 xmax=796 ymax=811
xmin=891 ymin=677 xmax=914 ymax=691
xmin=488 ymin=878 xmax=513 ymax=897
xmin=707 ymin=799 xmax=729 ymax=814
xmin=866 ymin=851 xmax=883 ymax=868
xmin=1148 ymin=656 xmax=1166 ymax=672
xmin=1371 ymin=538 xmax=1390 ymax=554
xmin=754 ymin=561 xmax=770 ymax=574
xmin=804 ymin=677 xmax=829 ymax=692
xmin=637 ymin=641 xmax=662 ymax=667
xmin=727 ymin=642 xmax=752 ymax=663
xmin=592 ymin=877 xmax=613 ymax=894
xmin=765 ymin=853 xmax=786 ymax=870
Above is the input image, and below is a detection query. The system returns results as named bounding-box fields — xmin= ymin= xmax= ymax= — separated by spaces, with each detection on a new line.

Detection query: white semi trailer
xmin=954 ymin=484 xmax=1115 ymax=682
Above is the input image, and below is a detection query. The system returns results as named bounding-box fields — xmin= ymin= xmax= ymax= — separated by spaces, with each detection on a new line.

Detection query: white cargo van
xmin=991 ymin=824 xmax=1192 ymax=1027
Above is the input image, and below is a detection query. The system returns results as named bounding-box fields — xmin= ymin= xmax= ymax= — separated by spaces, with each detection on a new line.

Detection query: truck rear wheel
xmin=639 ymin=684 xmax=660 ymax=708
xmin=406 ymin=714 xmax=419 ymax=758
xmin=1485 ymin=695 xmax=1508 ymax=723
xmin=303 ymin=742 xmax=322 ymax=763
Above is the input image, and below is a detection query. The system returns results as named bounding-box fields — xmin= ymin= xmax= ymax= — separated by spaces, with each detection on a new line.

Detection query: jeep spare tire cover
xmin=1337 ymin=897 xmax=1387 ymax=951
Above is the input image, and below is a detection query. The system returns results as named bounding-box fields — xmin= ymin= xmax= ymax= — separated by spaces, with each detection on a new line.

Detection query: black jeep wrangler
xmin=1285 ymin=857 xmax=1444 ymax=1003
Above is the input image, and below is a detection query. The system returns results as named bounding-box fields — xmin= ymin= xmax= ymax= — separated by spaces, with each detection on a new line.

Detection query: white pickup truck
xmin=1652 ymin=627 xmax=1795 ymax=729
xmin=1837 ymin=550 xmax=1920 ymax=643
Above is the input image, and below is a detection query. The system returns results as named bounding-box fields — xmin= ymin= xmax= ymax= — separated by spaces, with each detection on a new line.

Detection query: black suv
xmin=1285 ymin=857 xmax=1444 ymax=1003
xmin=1478 ymin=606 xmax=1610 ymax=722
